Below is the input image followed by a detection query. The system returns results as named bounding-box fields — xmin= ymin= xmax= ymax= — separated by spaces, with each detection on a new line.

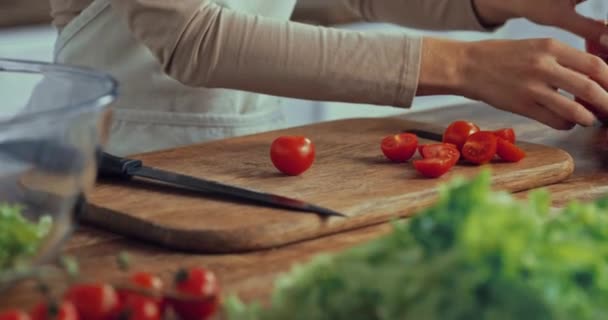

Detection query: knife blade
xmin=402 ymin=129 xmax=443 ymax=141
xmin=97 ymin=152 xmax=345 ymax=218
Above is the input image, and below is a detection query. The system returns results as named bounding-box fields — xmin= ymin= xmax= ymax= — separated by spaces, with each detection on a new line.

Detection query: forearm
xmin=111 ymin=0 xmax=421 ymax=107
xmin=293 ymin=0 xmax=500 ymax=31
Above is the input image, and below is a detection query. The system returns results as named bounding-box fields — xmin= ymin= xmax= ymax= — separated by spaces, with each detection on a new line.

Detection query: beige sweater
xmin=49 ymin=0 xmax=492 ymax=108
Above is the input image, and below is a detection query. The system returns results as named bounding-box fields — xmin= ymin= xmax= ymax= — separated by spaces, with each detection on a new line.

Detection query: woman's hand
xmin=417 ymin=37 xmax=608 ymax=129
xmin=473 ymin=0 xmax=608 ymax=46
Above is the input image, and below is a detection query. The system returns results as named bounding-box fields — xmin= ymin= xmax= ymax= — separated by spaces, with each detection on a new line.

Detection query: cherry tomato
xmin=30 ymin=301 xmax=78 ymax=320
xmin=0 ymin=310 xmax=30 ymax=320
xmin=461 ymin=131 xmax=498 ymax=164
xmin=115 ymin=294 xmax=161 ymax=320
xmin=419 ymin=143 xmax=460 ymax=165
xmin=413 ymin=158 xmax=455 ymax=178
xmin=496 ymin=138 xmax=526 ymax=162
xmin=493 ymin=128 xmax=516 ymax=144
xmin=64 ymin=283 xmax=118 ymax=320
xmin=129 ymin=272 xmax=163 ymax=291
xmin=169 ymin=268 xmax=220 ymax=320
xmin=118 ymin=272 xmax=166 ymax=316
xmin=380 ymin=133 xmax=418 ymax=162
xmin=270 ymin=136 xmax=315 ymax=176
xmin=443 ymin=121 xmax=480 ymax=150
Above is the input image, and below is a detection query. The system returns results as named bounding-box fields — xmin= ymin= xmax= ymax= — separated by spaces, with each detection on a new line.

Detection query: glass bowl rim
xmin=0 ymin=58 xmax=118 ymax=128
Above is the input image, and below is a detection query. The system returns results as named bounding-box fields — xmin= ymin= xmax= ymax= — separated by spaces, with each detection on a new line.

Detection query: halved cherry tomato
xmin=413 ymin=158 xmax=454 ymax=178
xmin=381 ymin=133 xmax=418 ymax=162
xmin=115 ymin=294 xmax=161 ymax=320
xmin=496 ymin=138 xmax=526 ymax=162
xmin=419 ymin=143 xmax=460 ymax=165
xmin=443 ymin=121 xmax=480 ymax=150
xmin=493 ymin=128 xmax=516 ymax=144
xmin=169 ymin=268 xmax=220 ymax=320
xmin=0 ymin=310 xmax=30 ymax=320
xmin=30 ymin=301 xmax=78 ymax=320
xmin=117 ymin=272 xmax=166 ymax=316
xmin=270 ymin=136 xmax=315 ymax=176
xmin=64 ymin=283 xmax=118 ymax=320
xmin=461 ymin=131 xmax=498 ymax=164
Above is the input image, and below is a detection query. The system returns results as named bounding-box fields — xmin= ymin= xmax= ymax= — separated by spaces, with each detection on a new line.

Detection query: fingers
xmin=515 ymin=102 xmax=576 ymax=130
xmin=555 ymin=11 xmax=608 ymax=46
xmin=544 ymin=64 xmax=608 ymax=121
xmin=532 ymin=84 xmax=596 ymax=126
xmin=554 ymin=41 xmax=608 ymax=89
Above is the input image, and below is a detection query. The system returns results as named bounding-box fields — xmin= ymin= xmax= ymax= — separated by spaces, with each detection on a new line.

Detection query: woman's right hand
xmin=417 ymin=37 xmax=608 ymax=129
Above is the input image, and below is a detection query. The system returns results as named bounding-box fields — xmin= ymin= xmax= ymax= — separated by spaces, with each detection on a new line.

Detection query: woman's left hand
xmin=474 ymin=0 xmax=608 ymax=47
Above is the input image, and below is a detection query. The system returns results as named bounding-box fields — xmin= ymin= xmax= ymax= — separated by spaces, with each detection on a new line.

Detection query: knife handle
xmin=98 ymin=152 xmax=142 ymax=179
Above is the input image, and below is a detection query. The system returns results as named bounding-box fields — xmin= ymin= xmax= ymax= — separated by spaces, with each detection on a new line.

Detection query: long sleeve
xmin=293 ymin=0 xmax=495 ymax=31
xmin=110 ymin=0 xmax=421 ymax=108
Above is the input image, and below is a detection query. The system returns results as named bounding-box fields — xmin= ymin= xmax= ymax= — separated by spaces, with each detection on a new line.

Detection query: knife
xmin=97 ymin=152 xmax=345 ymax=218
xmin=403 ymin=129 xmax=443 ymax=141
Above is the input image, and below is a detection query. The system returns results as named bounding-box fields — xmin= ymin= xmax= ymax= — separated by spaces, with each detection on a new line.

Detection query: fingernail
xmin=600 ymin=34 xmax=608 ymax=47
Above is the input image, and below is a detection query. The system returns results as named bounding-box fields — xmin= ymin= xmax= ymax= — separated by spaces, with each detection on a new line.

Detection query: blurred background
xmin=0 ymin=0 xmax=599 ymax=126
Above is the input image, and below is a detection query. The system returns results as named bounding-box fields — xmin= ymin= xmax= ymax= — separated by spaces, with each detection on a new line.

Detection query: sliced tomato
xmin=413 ymin=158 xmax=454 ymax=178
xmin=419 ymin=143 xmax=460 ymax=165
xmin=381 ymin=133 xmax=418 ymax=163
xmin=493 ymin=128 xmax=516 ymax=144
xmin=461 ymin=131 xmax=497 ymax=165
xmin=443 ymin=121 xmax=480 ymax=150
xmin=496 ymin=138 xmax=526 ymax=162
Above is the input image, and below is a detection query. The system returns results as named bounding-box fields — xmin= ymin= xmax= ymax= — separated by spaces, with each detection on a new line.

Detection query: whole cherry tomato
xmin=115 ymin=294 xmax=161 ymax=320
xmin=168 ymin=268 xmax=220 ymax=320
xmin=461 ymin=131 xmax=498 ymax=164
xmin=30 ymin=301 xmax=78 ymax=320
xmin=418 ymin=143 xmax=460 ymax=166
xmin=496 ymin=138 xmax=526 ymax=162
xmin=380 ymin=133 xmax=418 ymax=162
xmin=493 ymin=128 xmax=516 ymax=144
xmin=443 ymin=121 xmax=480 ymax=150
xmin=64 ymin=283 xmax=119 ymax=320
xmin=0 ymin=310 xmax=30 ymax=320
xmin=413 ymin=158 xmax=455 ymax=178
xmin=270 ymin=136 xmax=315 ymax=176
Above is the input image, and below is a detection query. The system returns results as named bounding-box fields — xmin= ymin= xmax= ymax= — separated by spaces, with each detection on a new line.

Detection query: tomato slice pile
xmin=378 ymin=121 xmax=525 ymax=179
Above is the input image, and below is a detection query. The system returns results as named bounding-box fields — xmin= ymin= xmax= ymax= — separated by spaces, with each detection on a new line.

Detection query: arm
xmin=110 ymin=0 xmax=424 ymax=108
xmin=291 ymin=0 xmax=498 ymax=31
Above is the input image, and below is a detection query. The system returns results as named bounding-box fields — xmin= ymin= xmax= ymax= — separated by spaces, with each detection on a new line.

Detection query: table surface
xmin=3 ymin=102 xmax=608 ymax=311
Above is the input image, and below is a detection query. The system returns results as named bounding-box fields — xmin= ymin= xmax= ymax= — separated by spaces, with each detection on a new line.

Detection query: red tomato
xmin=0 ymin=310 xmax=30 ymax=320
xmin=64 ymin=283 xmax=118 ymax=320
xmin=493 ymin=128 xmax=516 ymax=144
xmin=115 ymin=294 xmax=161 ymax=320
xmin=413 ymin=158 xmax=455 ymax=178
xmin=270 ymin=136 xmax=315 ymax=176
xmin=443 ymin=121 xmax=480 ymax=150
xmin=30 ymin=301 xmax=78 ymax=320
xmin=496 ymin=138 xmax=526 ymax=162
xmin=461 ymin=131 xmax=498 ymax=164
xmin=118 ymin=272 xmax=166 ymax=314
xmin=380 ymin=133 xmax=418 ymax=162
xmin=169 ymin=268 xmax=220 ymax=320
xmin=419 ymin=143 xmax=460 ymax=165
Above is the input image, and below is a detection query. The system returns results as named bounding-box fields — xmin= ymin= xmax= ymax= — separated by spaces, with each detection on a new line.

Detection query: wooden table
xmin=3 ymin=102 xmax=608 ymax=310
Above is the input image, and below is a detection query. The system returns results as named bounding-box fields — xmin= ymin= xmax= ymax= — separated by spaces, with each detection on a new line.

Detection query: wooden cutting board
xmin=81 ymin=117 xmax=574 ymax=253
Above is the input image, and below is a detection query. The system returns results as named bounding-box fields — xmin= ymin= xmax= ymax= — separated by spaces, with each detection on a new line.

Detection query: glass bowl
xmin=0 ymin=58 xmax=116 ymax=290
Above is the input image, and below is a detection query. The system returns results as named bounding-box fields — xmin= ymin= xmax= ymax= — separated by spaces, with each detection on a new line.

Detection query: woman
xmin=50 ymin=0 xmax=608 ymax=155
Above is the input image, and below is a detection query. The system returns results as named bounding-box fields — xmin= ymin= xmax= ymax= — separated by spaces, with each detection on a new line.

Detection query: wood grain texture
xmin=82 ymin=117 xmax=574 ymax=253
